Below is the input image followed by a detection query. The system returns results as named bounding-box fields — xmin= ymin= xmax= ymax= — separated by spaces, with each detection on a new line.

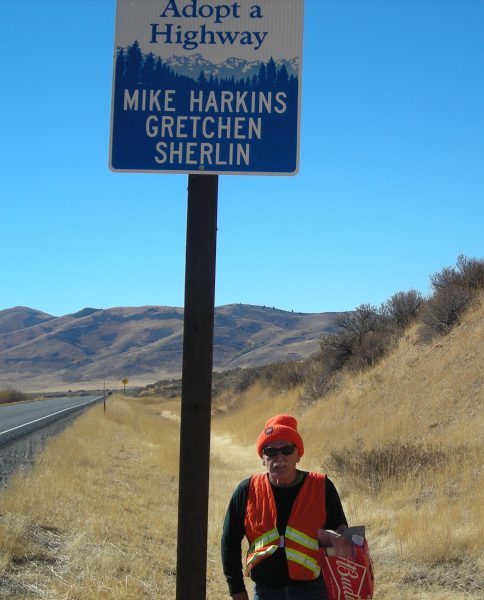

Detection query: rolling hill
xmin=0 ymin=305 xmax=347 ymax=392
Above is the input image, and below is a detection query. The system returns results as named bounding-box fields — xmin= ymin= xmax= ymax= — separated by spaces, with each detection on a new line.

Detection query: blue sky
xmin=1 ymin=0 xmax=483 ymax=317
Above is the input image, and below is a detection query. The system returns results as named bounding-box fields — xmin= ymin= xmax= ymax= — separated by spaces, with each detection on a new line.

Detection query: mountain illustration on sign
xmin=163 ymin=53 xmax=299 ymax=81
xmin=115 ymin=41 xmax=299 ymax=88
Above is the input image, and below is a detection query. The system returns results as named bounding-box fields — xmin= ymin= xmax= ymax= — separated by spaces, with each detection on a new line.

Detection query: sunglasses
xmin=263 ymin=445 xmax=295 ymax=458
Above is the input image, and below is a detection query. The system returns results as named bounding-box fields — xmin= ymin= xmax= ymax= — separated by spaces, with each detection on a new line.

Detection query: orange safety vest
xmin=244 ymin=472 xmax=327 ymax=581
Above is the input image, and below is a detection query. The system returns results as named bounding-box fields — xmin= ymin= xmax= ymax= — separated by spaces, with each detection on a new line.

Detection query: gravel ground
xmin=0 ymin=406 xmax=94 ymax=488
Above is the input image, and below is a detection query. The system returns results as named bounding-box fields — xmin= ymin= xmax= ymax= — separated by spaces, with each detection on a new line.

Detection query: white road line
xmin=0 ymin=397 xmax=101 ymax=437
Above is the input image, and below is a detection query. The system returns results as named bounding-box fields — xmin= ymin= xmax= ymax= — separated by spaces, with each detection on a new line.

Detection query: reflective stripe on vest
xmin=248 ymin=527 xmax=279 ymax=554
xmin=246 ymin=530 xmax=285 ymax=574
xmin=285 ymin=525 xmax=319 ymax=551
xmin=286 ymin=547 xmax=321 ymax=577
xmin=246 ymin=544 xmax=279 ymax=573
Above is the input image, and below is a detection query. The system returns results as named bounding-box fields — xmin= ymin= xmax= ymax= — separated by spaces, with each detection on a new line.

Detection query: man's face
xmin=262 ymin=439 xmax=300 ymax=485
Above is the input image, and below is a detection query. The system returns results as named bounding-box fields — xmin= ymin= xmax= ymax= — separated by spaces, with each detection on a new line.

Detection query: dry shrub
xmin=298 ymin=358 xmax=338 ymax=408
xmin=420 ymin=286 xmax=476 ymax=338
xmin=419 ymin=255 xmax=484 ymax=340
xmin=257 ymin=361 xmax=306 ymax=392
xmin=324 ymin=441 xmax=452 ymax=493
xmin=0 ymin=389 xmax=28 ymax=404
xmin=381 ymin=289 xmax=424 ymax=328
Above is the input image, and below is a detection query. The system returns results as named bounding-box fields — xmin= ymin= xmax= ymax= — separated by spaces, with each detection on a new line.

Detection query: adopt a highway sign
xmin=109 ymin=0 xmax=304 ymax=175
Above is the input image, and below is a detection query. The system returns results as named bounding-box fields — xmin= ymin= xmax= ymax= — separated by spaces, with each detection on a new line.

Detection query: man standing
xmin=221 ymin=414 xmax=352 ymax=600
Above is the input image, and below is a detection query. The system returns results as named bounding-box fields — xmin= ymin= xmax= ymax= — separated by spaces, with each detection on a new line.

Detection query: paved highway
xmin=0 ymin=395 xmax=102 ymax=440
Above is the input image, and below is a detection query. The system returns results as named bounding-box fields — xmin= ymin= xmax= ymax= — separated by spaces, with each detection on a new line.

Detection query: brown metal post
xmin=176 ymin=174 xmax=218 ymax=600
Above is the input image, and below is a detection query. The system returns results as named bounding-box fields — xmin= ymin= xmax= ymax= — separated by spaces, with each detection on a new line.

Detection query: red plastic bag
xmin=319 ymin=538 xmax=374 ymax=599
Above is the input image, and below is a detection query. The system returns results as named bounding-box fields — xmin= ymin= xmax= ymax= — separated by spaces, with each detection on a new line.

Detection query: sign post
xmin=177 ymin=173 xmax=218 ymax=599
xmin=110 ymin=1 xmax=304 ymax=597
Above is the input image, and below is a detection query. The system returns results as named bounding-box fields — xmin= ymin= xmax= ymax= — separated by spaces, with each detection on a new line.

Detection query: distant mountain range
xmin=163 ymin=53 xmax=299 ymax=80
xmin=0 ymin=305 xmax=346 ymax=392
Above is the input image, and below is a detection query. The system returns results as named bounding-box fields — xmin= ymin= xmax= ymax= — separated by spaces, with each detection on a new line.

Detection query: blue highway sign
xmin=109 ymin=0 xmax=304 ymax=175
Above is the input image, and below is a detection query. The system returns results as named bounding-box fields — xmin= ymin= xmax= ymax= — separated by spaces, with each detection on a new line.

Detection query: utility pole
xmin=176 ymin=174 xmax=218 ymax=600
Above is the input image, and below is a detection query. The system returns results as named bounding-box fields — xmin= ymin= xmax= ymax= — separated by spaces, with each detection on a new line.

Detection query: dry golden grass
xmin=0 ymin=299 xmax=482 ymax=599
xmin=0 ymin=396 xmax=181 ymax=599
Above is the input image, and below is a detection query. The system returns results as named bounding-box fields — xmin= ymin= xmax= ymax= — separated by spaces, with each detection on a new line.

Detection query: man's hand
xmin=317 ymin=529 xmax=355 ymax=559
xmin=331 ymin=533 xmax=355 ymax=558
xmin=231 ymin=592 xmax=249 ymax=600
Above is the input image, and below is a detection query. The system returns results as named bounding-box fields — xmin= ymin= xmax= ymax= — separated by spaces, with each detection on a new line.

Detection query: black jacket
xmin=221 ymin=471 xmax=348 ymax=595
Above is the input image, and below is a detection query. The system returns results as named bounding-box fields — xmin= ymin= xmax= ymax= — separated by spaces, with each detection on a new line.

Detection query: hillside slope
xmin=0 ymin=307 xmax=55 ymax=335
xmin=0 ymin=304 xmax=345 ymax=391
xmin=215 ymin=297 xmax=483 ymax=598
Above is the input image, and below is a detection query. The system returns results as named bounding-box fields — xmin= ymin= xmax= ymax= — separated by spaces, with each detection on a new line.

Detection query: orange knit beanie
xmin=256 ymin=414 xmax=304 ymax=458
